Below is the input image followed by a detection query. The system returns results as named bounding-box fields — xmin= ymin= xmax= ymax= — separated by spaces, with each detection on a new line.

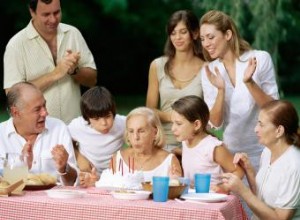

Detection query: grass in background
xmin=115 ymin=95 xmax=146 ymax=115
xmin=115 ymin=95 xmax=300 ymax=116
xmin=0 ymin=109 xmax=9 ymax=122
xmin=283 ymin=95 xmax=300 ymax=116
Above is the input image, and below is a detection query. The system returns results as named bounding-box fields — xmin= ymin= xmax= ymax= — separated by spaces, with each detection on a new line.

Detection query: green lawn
xmin=282 ymin=95 xmax=300 ymax=116
xmin=0 ymin=109 xmax=9 ymax=122
xmin=114 ymin=95 xmax=146 ymax=115
xmin=0 ymin=95 xmax=299 ymax=122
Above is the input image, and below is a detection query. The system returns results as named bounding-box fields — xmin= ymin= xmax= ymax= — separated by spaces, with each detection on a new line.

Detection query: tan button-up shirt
xmin=4 ymin=21 xmax=97 ymax=124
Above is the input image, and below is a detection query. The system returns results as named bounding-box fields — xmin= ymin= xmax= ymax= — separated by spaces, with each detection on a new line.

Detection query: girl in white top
xmin=223 ymin=100 xmax=300 ymax=220
xmin=199 ymin=10 xmax=279 ymax=172
xmin=146 ymin=10 xmax=204 ymax=155
xmin=171 ymin=95 xmax=244 ymax=193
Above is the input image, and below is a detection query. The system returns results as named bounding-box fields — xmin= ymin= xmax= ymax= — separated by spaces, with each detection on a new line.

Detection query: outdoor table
xmin=0 ymin=186 xmax=248 ymax=220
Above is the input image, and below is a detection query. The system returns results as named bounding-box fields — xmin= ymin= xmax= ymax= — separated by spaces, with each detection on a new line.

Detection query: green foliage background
xmin=0 ymin=0 xmax=300 ymax=108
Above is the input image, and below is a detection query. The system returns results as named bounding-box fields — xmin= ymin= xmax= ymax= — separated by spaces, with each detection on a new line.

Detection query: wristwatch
xmin=57 ymin=163 xmax=70 ymax=176
xmin=69 ymin=67 xmax=79 ymax=75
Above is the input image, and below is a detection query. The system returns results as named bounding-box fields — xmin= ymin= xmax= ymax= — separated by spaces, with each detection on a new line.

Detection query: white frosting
xmin=169 ymin=179 xmax=180 ymax=186
xmin=95 ymin=169 xmax=144 ymax=190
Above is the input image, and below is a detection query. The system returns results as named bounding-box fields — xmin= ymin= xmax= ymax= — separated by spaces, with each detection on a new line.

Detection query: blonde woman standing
xmin=199 ymin=10 xmax=279 ymax=172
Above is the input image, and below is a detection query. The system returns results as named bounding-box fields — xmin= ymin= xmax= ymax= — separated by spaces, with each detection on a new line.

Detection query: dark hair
xmin=199 ymin=10 xmax=251 ymax=62
xmin=164 ymin=10 xmax=203 ymax=76
xmin=261 ymin=100 xmax=300 ymax=147
xmin=29 ymin=0 xmax=55 ymax=12
xmin=171 ymin=95 xmax=210 ymax=134
xmin=7 ymin=82 xmax=38 ymax=109
xmin=80 ymin=86 xmax=116 ymax=123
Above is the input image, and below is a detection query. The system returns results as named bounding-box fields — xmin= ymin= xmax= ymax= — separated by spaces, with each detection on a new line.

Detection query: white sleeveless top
xmin=116 ymin=150 xmax=174 ymax=182
xmin=182 ymin=135 xmax=223 ymax=185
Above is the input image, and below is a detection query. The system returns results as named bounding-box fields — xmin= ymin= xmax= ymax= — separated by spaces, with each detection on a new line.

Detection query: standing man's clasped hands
xmin=65 ymin=50 xmax=80 ymax=75
xmin=54 ymin=50 xmax=80 ymax=78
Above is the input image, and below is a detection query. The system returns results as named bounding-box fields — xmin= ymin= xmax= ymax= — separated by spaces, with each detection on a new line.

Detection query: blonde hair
xmin=124 ymin=107 xmax=165 ymax=148
xmin=200 ymin=10 xmax=251 ymax=62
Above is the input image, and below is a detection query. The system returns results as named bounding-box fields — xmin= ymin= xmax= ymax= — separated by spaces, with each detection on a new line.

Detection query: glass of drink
xmin=194 ymin=173 xmax=211 ymax=193
xmin=152 ymin=176 xmax=170 ymax=202
xmin=3 ymin=153 xmax=29 ymax=193
xmin=0 ymin=156 xmax=5 ymax=177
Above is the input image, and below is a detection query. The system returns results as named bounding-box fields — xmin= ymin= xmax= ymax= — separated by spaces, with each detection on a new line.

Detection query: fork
xmin=174 ymin=198 xmax=208 ymax=205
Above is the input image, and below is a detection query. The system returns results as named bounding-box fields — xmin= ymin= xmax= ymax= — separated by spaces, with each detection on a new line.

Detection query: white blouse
xmin=201 ymin=50 xmax=279 ymax=162
xmin=253 ymin=146 xmax=300 ymax=219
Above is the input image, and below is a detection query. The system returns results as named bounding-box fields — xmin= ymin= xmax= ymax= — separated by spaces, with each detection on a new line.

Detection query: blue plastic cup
xmin=178 ymin=177 xmax=190 ymax=195
xmin=152 ymin=176 xmax=170 ymax=202
xmin=194 ymin=173 xmax=211 ymax=193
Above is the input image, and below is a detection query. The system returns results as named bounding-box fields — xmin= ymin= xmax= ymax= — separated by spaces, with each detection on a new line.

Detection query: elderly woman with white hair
xmin=79 ymin=107 xmax=182 ymax=187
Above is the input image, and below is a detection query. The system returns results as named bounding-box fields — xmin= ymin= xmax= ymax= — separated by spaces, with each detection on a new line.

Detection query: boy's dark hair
xmin=80 ymin=86 xmax=116 ymax=123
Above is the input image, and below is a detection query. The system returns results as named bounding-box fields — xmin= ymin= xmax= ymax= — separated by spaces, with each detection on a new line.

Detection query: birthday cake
xmin=95 ymin=169 xmax=144 ymax=190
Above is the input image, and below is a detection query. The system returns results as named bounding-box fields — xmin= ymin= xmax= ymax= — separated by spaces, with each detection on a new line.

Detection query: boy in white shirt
xmin=68 ymin=86 xmax=126 ymax=179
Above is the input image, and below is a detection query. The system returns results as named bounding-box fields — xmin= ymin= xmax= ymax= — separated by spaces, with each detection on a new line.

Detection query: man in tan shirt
xmin=3 ymin=0 xmax=97 ymax=124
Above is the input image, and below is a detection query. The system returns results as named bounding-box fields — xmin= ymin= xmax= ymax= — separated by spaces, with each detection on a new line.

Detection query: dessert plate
xmin=46 ymin=189 xmax=86 ymax=199
xmin=181 ymin=193 xmax=227 ymax=203
xmin=111 ymin=190 xmax=151 ymax=200
xmin=96 ymin=186 xmax=142 ymax=191
xmin=187 ymin=188 xmax=215 ymax=194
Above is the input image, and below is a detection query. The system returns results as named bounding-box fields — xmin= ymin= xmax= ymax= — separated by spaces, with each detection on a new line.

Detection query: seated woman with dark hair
xmin=222 ymin=100 xmax=300 ymax=220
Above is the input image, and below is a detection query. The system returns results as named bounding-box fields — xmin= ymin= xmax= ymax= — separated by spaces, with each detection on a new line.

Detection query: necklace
xmin=133 ymin=153 xmax=153 ymax=171
xmin=170 ymin=73 xmax=197 ymax=83
xmin=169 ymin=73 xmax=197 ymax=90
